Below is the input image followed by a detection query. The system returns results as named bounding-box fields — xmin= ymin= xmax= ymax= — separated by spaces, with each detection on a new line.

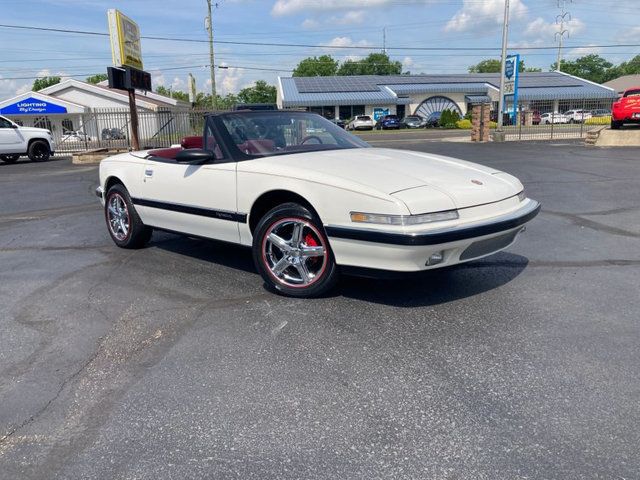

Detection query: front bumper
xmin=325 ymin=199 xmax=541 ymax=272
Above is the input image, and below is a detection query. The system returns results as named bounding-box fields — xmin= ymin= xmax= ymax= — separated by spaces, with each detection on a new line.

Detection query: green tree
xmin=86 ymin=73 xmax=108 ymax=84
xmin=550 ymin=54 xmax=613 ymax=83
xmin=237 ymin=80 xmax=277 ymax=104
xmin=337 ymin=53 xmax=403 ymax=76
xmin=293 ymin=55 xmax=339 ymax=77
xmin=33 ymin=76 xmax=61 ymax=91
xmin=468 ymin=59 xmax=540 ymax=73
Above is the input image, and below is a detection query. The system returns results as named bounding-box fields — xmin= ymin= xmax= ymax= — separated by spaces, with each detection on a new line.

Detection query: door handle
xmin=144 ymin=169 xmax=153 ymax=178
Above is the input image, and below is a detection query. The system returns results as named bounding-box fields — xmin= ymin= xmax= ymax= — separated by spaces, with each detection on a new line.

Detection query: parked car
xmin=101 ymin=128 xmax=127 ymax=141
xmin=400 ymin=115 xmax=427 ymax=129
xmin=96 ymin=110 xmax=540 ymax=298
xmin=0 ymin=115 xmax=55 ymax=163
xmin=564 ymin=109 xmax=592 ymax=123
xmin=611 ymin=87 xmax=640 ymax=129
xmin=61 ymin=130 xmax=94 ymax=142
xmin=329 ymin=118 xmax=346 ymax=129
xmin=530 ymin=110 xmax=541 ymax=125
xmin=425 ymin=112 xmax=442 ymax=128
xmin=540 ymin=112 xmax=569 ymax=125
xmin=591 ymin=108 xmax=611 ymax=117
xmin=346 ymin=115 xmax=375 ymax=131
xmin=375 ymin=114 xmax=401 ymax=130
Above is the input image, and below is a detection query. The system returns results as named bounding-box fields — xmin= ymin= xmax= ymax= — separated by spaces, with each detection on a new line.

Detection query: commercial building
xmin=603 ymin=75 xmax=640 ymax=96
xmin=0 ymin=79 xmax=189 ymax=147
xmin=277 ymin=72 xmax=617 ymax=120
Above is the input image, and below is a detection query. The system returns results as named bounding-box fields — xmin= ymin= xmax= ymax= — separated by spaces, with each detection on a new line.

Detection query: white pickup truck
xmin=0 ymin=115 xmax=56 ymax=163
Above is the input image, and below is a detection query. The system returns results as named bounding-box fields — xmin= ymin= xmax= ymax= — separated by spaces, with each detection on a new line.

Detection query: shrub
xmin=489 ymin=121 xmax=497 ymax=129
xmin=585 ymin=116 xmax=612 ymax=125
xmin=456 ymin=119 xmax=472 ymax=129
xmin=439 ymin=109 xmax=460 ymax=127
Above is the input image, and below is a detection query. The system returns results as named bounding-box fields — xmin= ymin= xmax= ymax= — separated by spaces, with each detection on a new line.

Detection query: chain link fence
xmin=501 ymin=98 xmax=612 ymax=141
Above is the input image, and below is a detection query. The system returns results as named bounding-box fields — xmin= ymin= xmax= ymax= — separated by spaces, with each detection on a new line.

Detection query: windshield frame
xmin=209 ymin=111 xmax=371 ymax=162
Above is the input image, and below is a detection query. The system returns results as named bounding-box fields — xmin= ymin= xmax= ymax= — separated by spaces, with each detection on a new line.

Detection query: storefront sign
xmin=373 ymin=108 xmax=389 ymax=121
xmin=108 ymin=9 xmax=143 ymax=70
xmin=0 ymin=97 xmax=68 ymax=115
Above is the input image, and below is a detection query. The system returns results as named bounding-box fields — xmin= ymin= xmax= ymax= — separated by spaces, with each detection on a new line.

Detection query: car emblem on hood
xmin=471 ymin=179 xmax=484 ymax=185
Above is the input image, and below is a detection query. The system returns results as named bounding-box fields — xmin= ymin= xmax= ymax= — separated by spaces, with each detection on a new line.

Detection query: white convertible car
xmin=96 ymin=111 xmax=540 ymax=297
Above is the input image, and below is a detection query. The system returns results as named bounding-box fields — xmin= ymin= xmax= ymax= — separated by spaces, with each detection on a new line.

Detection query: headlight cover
xmin=518 ymin=190 xmax=526 ymax=202
xmin=350 ymin=210 xmax=459 ymax=226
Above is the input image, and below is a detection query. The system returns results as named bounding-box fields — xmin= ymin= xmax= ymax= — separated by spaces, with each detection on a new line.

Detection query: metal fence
xmin=54 ymin=108 xmax=220 ymax=153
xmin=502 ymin=98 xmax=612 ymax=141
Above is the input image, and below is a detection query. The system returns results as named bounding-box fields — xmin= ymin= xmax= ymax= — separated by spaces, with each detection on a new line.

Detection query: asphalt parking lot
xmin=1 ymin=140 xmax=639 ymax=479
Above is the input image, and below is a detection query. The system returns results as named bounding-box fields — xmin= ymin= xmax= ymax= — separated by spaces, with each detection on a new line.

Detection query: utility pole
xmin=206 ymin=0 xmax=217 ymax=109
xmin=496 ymin=0 xmax=510 ymax=135
xmin=383 ymin=27 xmax=386 ymax=54
xmin=555 ymin=0 xmax=572 ymax=72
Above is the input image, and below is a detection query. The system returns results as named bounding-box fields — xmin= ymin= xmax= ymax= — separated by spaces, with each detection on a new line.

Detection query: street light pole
xmin=496 ymin=0 xmax=510 ymax=134
xmin=206 ymin=0 xmax=217 ymax=109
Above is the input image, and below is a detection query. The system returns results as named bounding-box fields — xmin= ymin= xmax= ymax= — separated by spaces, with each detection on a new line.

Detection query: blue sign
xmin=505 ymin=58 xmax=516 ymax=80
xmin=0 ymin=96 xmax=68 ymax=115
xmin=373 ymin=108 xmax=389 ymax=121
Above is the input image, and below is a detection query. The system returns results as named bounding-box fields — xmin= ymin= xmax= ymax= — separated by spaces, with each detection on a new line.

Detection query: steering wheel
xmin=301 ymin=135 xmax=323 ymax=145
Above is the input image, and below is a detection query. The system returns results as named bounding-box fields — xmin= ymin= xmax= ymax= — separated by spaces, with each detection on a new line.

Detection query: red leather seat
xmin=147 ymin=147 xmax=182 ymax=159
xmin=238 ymin=139 xmax=275 ymax=154
xmin=181 ymin=136 xmax=203 ymax=149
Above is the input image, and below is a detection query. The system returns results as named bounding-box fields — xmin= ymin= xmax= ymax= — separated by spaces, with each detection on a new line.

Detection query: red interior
xmin=147 ymin=136 xmax=204 ymax=160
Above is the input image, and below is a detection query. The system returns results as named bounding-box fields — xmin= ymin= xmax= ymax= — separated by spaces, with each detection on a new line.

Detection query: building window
xmin=352 ymin=105 xmax=365 ymax=117
xmin=339 ymin=106 xmax=352 ymax=120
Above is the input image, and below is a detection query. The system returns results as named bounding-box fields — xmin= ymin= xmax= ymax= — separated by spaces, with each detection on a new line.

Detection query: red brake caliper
xmin=304 ymin=233 xmax=320 ymax=266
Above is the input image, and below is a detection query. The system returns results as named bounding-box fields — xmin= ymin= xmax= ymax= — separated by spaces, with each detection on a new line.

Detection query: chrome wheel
xmin=261 ymin=217 xmax=328 ymax=288
xmin=107 ymin=193 xmax=130 ymax=241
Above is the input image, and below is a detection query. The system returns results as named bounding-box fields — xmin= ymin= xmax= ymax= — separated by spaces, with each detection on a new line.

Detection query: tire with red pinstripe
xmin=252 ymin=203 xmax=338 ymax=298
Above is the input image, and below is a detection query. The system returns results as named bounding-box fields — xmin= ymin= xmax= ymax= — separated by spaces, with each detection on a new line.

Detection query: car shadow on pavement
xmin=150 ymin=232 xmax=257 ymax=274
xmin=338 ymin=251 xmax=529 ymax=307
xmin=151 ymin=231 xmax=529 ymax=307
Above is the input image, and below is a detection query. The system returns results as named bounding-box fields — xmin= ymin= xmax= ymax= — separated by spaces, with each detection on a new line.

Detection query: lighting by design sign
xmin=0 ymin=97 xmax=67 ymax=115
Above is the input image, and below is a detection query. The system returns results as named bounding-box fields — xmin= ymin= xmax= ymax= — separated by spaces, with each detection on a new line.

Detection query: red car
xmin=611 ymin=87 xmax=640 ymax=129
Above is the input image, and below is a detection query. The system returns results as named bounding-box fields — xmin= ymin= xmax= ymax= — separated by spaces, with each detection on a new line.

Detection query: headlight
xmin=518 ymin=191 xmax=526 ymax=202
xmin=350 ymin=210 xmax=459 ymax=226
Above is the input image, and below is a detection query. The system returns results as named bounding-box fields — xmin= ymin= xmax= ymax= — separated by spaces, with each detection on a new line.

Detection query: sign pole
xmin=128 ymin=89 xmax=140 ymax=150
xmin=496 ymin=0 xmax=510 ymax=134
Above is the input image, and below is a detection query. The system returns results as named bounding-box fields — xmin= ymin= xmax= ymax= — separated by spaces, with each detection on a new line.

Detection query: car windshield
xmin=405 ymin=116 xmax=421 ymax=120
xmin=218 ymin=111 xmax=370 ymax=158
xmin=624 ymin=89 xmax=640 ymax=97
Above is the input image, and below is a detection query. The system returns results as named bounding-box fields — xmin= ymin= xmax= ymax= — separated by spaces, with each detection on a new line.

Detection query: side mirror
xmin=11 ymin=124 xmax=18 ymax=129
xmin=175 ymin=148 xmax=214 ymax=164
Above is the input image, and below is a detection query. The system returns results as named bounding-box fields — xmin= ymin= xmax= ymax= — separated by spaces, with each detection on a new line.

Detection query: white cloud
xmin=568 ymin=44 xmax=602 ymax=57
xmin=332 ymin=10 xmax=365 ymax=25
xmin=402 ymin=56 xmax=414 ymax=69
xmin=325 ymin=36 xmax=371 ymax=49
xmin=444 ymin=0 xmax=527 ymax=33
xmin=213 ymin=64 xmax=244 ymax=95
xmin=301 ymin=18 xmax=319 ymax=29
xmin=524 ymin=16 xmax=585 ymax=42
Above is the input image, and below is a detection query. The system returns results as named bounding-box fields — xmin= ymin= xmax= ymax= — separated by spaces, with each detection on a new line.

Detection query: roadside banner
xmin=107 ymin=9 xmax=143 ymax=70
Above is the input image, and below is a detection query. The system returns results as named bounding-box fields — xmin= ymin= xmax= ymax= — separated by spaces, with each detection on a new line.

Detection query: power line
xmin=1 ymin=23 xmax=639 ymax=52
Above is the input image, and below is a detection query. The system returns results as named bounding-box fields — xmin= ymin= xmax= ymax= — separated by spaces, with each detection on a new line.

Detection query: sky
xmin=1 ymin=0 xmax=638 ymax=99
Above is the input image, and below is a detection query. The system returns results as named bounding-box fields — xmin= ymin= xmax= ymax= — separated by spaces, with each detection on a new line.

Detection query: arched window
xmin=415 ymin=96 xmax=462 ymax=118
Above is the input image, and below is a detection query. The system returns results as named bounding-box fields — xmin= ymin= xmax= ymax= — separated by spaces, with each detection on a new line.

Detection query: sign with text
xmin=373 ymin=108 xmax=390 ymax=121
xmin=503 ymin=54 xmax=519 ymax=96
xmin=0 ymin=97 xmax=67 ymax=115
xmin=107 ymin=9 xmax=143 ymax=70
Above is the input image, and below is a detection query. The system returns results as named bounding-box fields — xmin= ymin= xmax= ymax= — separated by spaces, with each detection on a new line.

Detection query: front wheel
xmin=253 ymin=203 xmax=338 ymax=298
xmin=0 ymin=154 xmax=20 ymax=164
xmin=611 ymin=120 xmax=622 ymax=130
xmin=27 ymin=140 xmax=51 ymax=162
xmin=104 ymin=184 xmax=152 ymax=249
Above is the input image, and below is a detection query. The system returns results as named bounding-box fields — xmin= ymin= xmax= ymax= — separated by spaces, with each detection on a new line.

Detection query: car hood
xmin=245 ymin=148 xmax=522 ymax=209
xmin=18 ymin=126 xmax=50 ymax=134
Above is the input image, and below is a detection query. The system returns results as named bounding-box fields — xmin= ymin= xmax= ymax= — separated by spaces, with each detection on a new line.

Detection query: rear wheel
xmin=104 ymin=184 xmax=152 ymax=249
xmin=0 ymin=154 xmax=19 ymax=164
xmin=27 ymin=140 xmax=50 ymax=162
xmin=253 ymin=203 xmax=338 ymax=298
